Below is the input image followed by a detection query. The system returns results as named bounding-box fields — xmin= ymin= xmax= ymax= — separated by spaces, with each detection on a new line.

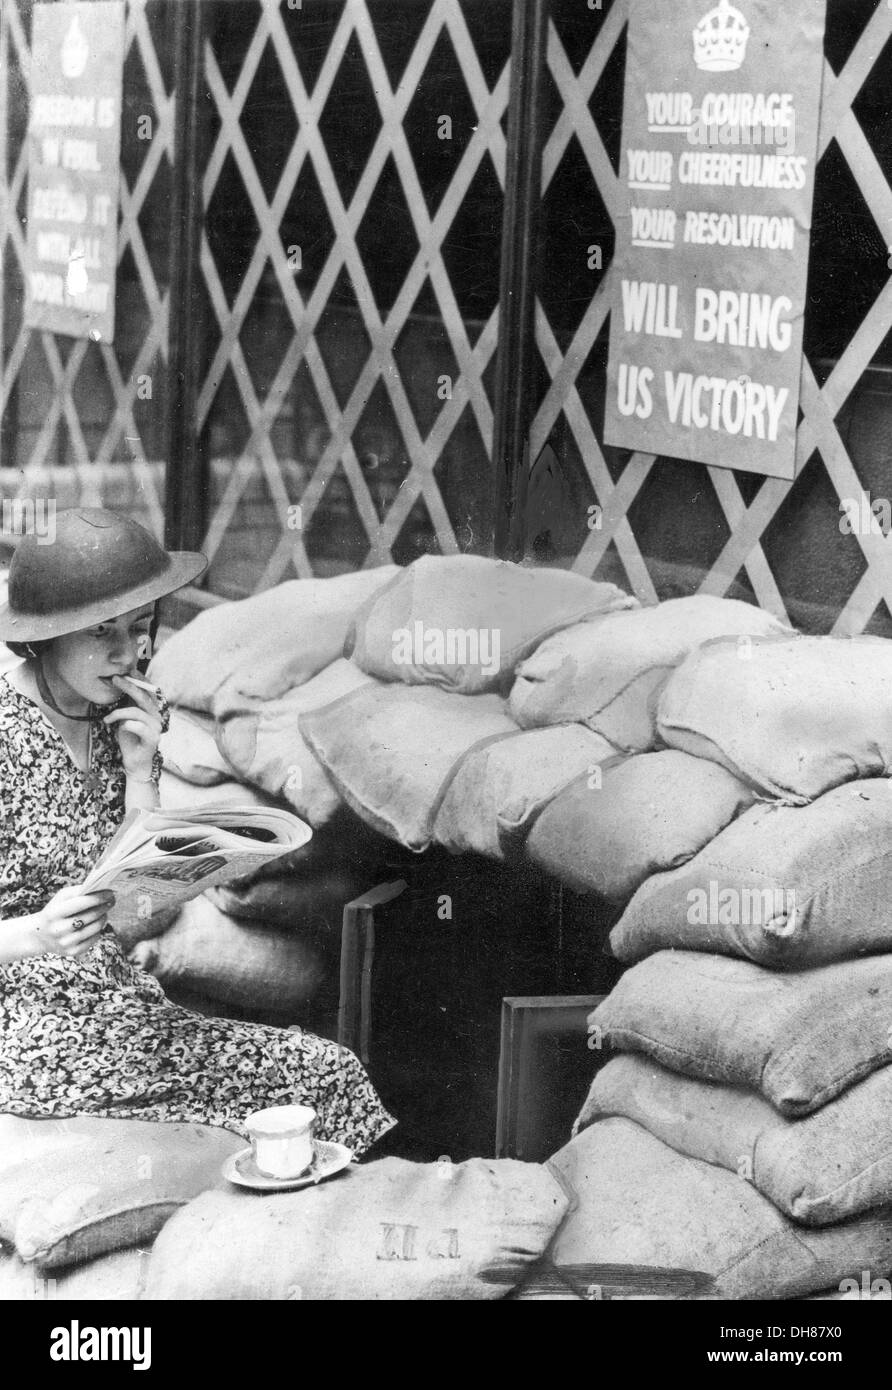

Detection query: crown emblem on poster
xmin=693 ymin=0 xmax=750 ymax=72
xmin=61 ymin=14 xmax=89 ymax=80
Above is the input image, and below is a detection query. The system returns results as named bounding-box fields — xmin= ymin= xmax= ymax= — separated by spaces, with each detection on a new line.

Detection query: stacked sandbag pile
xmin=554 ymin=633 xmax=892 ymax=1300
xmin=138 ymin=556 xmax=634 ymax=1015
xmin=0 ymin=1114 xmax=241 ymax=1301
xmin=300 ymin=567 xmax=787 ymax=891
xmin=139 ymin=562 xmax=801 ymax=1020
xmin=0 ymin=1110 xmax=571 ymax=1301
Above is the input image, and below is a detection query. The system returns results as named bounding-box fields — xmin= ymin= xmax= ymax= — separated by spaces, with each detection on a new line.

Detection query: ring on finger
xmin=70 ymin=917 xmax=86 ymax=932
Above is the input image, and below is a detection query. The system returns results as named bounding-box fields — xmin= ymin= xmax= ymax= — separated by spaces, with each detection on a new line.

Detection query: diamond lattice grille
xmin=198 ymin=0 xmax=511 ymax=594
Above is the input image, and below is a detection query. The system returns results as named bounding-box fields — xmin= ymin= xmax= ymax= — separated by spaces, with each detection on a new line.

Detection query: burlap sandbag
xmin=206 ymin=863 xmax=369 ymax=932
xmin=658 ymin=633 xmax=892 ymax=803
xmin=148 ymin=567 xmax=398 ymax=712
xmin=610 ymin=779 xmax=892 ymax=968
xmin=432 ymin=726 xmax=617 ymax=860
xmin=582 ymin=1055 xmax=892 ymax=1226
xmin=0 ymin=1246 xmax=151 ymax=1300
xmin=510 ymin=597 xmax=789 ymax=751
xmin=300 ymin=683 xmax=516 ymax=849
xmin=347 ymin=554 xmax=637 ymax=694
xmin=158 ymin=708 xmax=234 ymax=786
xmin=527 ymin=750 xmax=755 ymax=902
xmin=144 ymin=1155 xmax=568 ymax=1300
xmin=587 ymin=951 xmax=892 ymax=1116
xmin=549 ymin=1119 xmax=892 ymax=1301
xmin=214 ymin=658 xmax=374 ymax=826
xmin=158 ymin=769 xmax=276 ymax=812
xmin=130 ymin=895 xmax=328 ymax=1011
xmin=0 ymin=1115 xmax=239 ymax=1270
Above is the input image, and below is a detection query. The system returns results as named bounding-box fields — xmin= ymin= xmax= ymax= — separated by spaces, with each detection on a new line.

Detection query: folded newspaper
xmin=83 ymin=804 xmax=312 ymax=928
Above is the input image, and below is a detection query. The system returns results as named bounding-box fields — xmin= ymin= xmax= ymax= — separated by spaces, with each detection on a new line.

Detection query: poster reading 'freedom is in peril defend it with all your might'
xmin=25 ymin=1 xmax=125 ymax=343
xmin=604 ymin=0 xmax=828 ymax=479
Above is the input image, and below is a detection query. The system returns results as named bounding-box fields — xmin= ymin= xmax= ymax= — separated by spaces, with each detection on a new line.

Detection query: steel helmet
xmin=0 ymin=507 xmax=208 ymax=642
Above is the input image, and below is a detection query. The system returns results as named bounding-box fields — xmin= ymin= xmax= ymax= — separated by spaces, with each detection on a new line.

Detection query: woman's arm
xmin=104 ymin=677 xmax=166 ymax=813
xmin=0 ymin=886 xmax=114 ymax=964
xmin=124 ymin=770 xmax=161 ymax=814
xmin=0 ymin=913 xmax=43 ymax=965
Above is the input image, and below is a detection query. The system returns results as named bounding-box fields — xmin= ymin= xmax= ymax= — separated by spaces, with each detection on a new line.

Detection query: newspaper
xmin=82 ymin=803 xmax=312 ymax=928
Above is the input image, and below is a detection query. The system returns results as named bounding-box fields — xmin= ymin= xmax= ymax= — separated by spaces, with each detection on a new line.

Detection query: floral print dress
xmin=0 ymin=675 xmax=394 ymax=1154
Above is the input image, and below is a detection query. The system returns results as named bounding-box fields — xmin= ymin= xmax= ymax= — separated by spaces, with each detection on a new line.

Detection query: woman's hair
xmin=5 ymin=639 xmax=50 ymax=659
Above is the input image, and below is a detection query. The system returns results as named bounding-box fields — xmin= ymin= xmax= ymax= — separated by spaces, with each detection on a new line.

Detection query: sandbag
xmin=206 ymin=863 xmax=370 ymax=932
xmin=527 ymin=750 xmax=755 ymax=902
xmin=0 ymin=1114 xmax=239 ymax=1270
xmin=300 ymin=684 xmax=516 ymax=849
xmin=510 ymin=597 xmax=789 ymax=751
xmin=214 ymin=658 xmax=373 ymax=826
xmin=215 ymin=807 xmax=391 ymax=885
xmin=114 ymin=903 xmax=180 ymax=951
xmin=0 ymin=1246 xmax=151 ymax=1300
xmin=158 ymin=708 xmax=233 ymax=786
xmin=130 ymin=895 xmax=328 ymax=1012
xmin=144 ymin=1155 xmax=568 ymax=1300
xmin=585 ymin=951 xmax=892 ymax=1117
xmin=432 ymin=726 xmax=617 ymax=860
xmin=582 ymin=1055 xmax=892 ymax=1226
xmin=658 ymin=633 xmax=892 ymax=803
xmin=549 ymin=1119 xmax=892 ymax=1301
xmin=159 ymin=768 xmax=278 ymax=811
xmin=148 ymin=567 xmax=398 ymax=712
xmin=610 ymin=779 xmax=892 ymax=968
xmin=347 ymin=554 xmax=637 ymax=694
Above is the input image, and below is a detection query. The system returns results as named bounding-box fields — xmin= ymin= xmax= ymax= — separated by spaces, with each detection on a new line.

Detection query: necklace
xmin=84 ymin=718 xmax=101 ymax=794
xmin=34 ymin=659 xmax=102 ymax=793
xmin=34 ymin=659 xmax=94 ymax=720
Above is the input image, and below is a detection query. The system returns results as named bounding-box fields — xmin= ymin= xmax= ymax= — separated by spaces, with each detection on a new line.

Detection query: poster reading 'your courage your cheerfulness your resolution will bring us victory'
xmin=604 ymin=0 xmax=827 ymax=479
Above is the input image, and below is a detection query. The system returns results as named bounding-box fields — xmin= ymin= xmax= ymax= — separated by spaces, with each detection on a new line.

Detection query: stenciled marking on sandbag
xmin=376 ymin=1222 xmax=461 ymax=1261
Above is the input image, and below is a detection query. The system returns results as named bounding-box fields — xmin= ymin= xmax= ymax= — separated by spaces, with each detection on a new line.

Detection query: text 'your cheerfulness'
xmin=615 ymin=279 xmax=792 ymax=440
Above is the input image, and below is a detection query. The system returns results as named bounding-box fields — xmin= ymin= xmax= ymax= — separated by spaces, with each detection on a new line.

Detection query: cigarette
xmin=119 ymin=674 xmax=159 ymax=693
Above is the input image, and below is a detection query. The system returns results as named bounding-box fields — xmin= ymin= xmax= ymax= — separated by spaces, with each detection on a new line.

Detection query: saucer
xmin=223 ymin=1139 xmax=354 ymax=1192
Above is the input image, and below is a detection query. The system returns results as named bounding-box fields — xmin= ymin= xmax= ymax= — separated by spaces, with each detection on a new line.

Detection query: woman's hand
xmin=31 ymin=884 xmax=116 ymax=958
xmin=103 ymin=674 xmax=165 ymax=783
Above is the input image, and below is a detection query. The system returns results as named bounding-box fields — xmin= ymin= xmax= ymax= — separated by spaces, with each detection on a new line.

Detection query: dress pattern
xmin=0 ymin=676 xmax=394 ymax=1153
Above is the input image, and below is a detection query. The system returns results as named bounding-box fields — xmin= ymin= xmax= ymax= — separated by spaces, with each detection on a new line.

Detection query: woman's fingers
xmin=58 ymin=919 xmax=107 ymax=952
xmin=103 ymin=712 xmax=160 ymax=742
xmin=54 ymin=885 xmax=115 ymax=908
xmin=47 ymin=892 xmax=114 ymax=921
xmin=109 ymin=677 xmax=163 ymax=719
xmin=103 ymin=708 xmax=159 ymax=731
xmin=44 ymin=901 xmax=110 ymax=935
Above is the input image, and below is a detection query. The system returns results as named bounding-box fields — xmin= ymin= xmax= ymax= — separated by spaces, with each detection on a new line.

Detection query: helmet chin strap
xmin=34 ymin=655 xmax=95 ymax=722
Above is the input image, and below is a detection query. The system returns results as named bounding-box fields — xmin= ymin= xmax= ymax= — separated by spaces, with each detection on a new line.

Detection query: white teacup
xmin=245 ymin=1105 xmax=316 ymax=1179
